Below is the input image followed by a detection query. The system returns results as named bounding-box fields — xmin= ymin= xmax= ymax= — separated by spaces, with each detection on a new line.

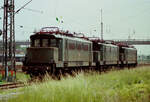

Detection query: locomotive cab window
xmin=50 ymin=39 xmax=60 ymax=47
xmin=50 ymin=39 xmax=56 ymax=47
xmin=42 ymin=39 xmax=49 ymax=47
xmin=34 ymin=39 xmax=40 ymax=47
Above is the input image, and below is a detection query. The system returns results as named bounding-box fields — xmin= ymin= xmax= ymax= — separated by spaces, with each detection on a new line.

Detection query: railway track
xmin=0 ymin=82 xmax=25 ymax=90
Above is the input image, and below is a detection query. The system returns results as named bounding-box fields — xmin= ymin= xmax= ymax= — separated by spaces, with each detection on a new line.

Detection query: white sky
xmin=0 ymin=0 xmax=150 ymax=55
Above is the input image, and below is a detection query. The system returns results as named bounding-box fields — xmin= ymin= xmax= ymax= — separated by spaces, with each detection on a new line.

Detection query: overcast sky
xmin=0 ymin=0 xmax=150 ymax=55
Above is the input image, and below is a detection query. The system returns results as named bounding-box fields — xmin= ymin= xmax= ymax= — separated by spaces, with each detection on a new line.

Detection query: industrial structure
xmin=112 ymin=39 xmax=150 ymax=45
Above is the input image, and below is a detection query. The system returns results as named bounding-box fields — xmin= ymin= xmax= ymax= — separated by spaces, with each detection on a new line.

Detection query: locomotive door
xmin=64 ymin=39 xmax=68 ymax=61
xmin=100 ymin=45 xmax=103 ymax=61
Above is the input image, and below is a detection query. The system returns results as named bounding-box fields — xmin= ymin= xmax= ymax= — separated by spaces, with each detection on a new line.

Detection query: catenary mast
xmin=3 ymin=0 xmax=16 ymax=81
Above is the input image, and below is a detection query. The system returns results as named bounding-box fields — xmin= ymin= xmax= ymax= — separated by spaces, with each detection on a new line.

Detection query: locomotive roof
xmin=122 ymin=47 xmax=137 ymax=50
xmin=52 ymin=34 xmax=91 ymax=43
xmin=30 ymin=33 xmax=92 ymax=43
xmin=98 ymin=43 xmax=118 ymax=47
xmin=30 ymin=27 xmax=92 ymax=43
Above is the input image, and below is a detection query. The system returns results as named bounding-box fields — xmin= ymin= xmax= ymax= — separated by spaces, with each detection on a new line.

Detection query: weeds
xmin=6 ymin=66 xmax=150 ymax=102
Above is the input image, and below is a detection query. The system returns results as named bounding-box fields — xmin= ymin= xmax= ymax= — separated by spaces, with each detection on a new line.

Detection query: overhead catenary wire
xmin=23 ymin=8 xmax=43 ymax=14
xmin=15 ymin=0 xmax=33 ymax=14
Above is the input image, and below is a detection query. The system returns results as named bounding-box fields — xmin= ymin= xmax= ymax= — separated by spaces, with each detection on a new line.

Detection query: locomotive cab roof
xmin=30 ymin=33 xmax=57 ymax=39
xmin=30 ymin=27 xmax=91 ymax=43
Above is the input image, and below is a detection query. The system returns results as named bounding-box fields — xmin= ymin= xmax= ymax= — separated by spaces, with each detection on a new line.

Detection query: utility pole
xmin=100 ymin=9 xmax=103 ymax=40
xmin=3 ymin=0 xmax=16 ymax=81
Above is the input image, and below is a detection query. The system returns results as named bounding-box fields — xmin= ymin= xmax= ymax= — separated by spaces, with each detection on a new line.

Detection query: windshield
xmin=32 ymin=38 xmax=60 ymax=47
xmin=43 ymin=39 xmax=49 ymax=47
xmin=34 ymin=39 xmax=40 ymax=47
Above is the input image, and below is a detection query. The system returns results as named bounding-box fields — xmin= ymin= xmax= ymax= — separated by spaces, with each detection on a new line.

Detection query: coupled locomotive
xmin=22 ymin=27 xmax=137 ymax=77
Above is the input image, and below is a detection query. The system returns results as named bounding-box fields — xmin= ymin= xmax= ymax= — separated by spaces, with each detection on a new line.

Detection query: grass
xmin=0 ymin=72 xmax=30 ymax=95
xmin=16 ymin=72 xmax=30 ymax=82
xmin=0 ymin=72 xmax=30 ymax=85
xmin=0 ymin=72 xmax=5 ymax=85
xmin=0 ymin=72 xmax=30 ymax=83
xmin=0 ymin=76 xmax=2 ymax=84
xmin=5 ymin=66 xmax=150 ymax=102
